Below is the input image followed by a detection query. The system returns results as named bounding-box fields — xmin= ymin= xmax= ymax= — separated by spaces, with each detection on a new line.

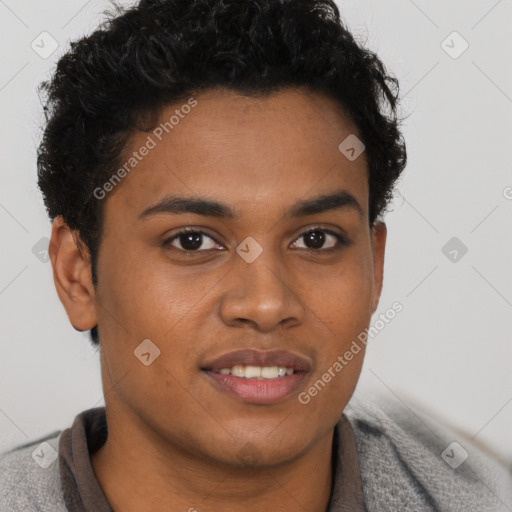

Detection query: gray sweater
xmin=1 ymin=394 xmax=511 ymax=511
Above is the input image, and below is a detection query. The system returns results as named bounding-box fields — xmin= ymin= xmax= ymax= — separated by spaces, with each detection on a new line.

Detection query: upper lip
xmin=201 ymin=349 xmax=312 ymax=372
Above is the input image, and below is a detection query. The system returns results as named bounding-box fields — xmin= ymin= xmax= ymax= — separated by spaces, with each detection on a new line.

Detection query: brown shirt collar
xmin=59 ymin=407 xmax=112 ymax=512
xmin=58 ymin=407 xmax=366 ymax=511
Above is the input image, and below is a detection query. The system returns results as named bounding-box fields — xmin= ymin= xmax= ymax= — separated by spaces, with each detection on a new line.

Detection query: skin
xmin=49 ymin=87 xmax=386 ymax=512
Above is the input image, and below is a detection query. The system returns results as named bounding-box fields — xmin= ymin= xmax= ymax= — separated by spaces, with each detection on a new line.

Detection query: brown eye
xmin=163 ymin=229 xmax=222 ymax=254
xmin=291 ymin=228 xmax=348 ymax=251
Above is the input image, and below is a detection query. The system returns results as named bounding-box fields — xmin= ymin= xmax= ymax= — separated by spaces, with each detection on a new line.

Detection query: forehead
xmin=104 ymin=87 xmax=369 ymax=222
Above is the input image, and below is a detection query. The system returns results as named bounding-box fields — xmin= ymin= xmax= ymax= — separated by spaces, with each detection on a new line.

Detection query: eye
xmin=163 ymin=228 xmax=223 ymax=254
xmin=163 ymin=226 xmax=350 ymax=256
xmin=290 ymin=227 xmax=349 ymax=251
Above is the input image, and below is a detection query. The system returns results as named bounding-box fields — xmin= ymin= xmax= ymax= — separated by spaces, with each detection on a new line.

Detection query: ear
xmin=49 ymin=216 xmax=97 ymax=331
xmin=370 ymin=221 xmax=387 ymax=314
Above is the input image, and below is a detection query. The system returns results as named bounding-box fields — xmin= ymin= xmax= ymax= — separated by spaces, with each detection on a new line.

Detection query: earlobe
xmin=49 ymin=216 xmax=97 ymax=331
xmin=370 ymin=221 xmax=387 ymax=314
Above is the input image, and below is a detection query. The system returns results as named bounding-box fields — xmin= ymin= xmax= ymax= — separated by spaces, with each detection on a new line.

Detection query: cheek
xmin=300 ymin=258 xmax=374 ymax=341
xmin=94 ymin=250 xmax=198 ymax=407
xmin=94 ymin=247 xmax=218 ymax=397
xmin=296 ymin=278 xmax=370 ymax=422
xmin=95 ymin=245 xmax=193 ymax=337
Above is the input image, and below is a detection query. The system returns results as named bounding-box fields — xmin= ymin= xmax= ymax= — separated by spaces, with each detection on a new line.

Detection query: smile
xmin=215 ymin=365 xmax=295 ymax=379
xmin=200 ymin=349 xmax=311 ymax=404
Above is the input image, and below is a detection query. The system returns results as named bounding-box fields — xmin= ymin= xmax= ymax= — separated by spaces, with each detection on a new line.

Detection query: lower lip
xmin=202 ymin=371 xmax=308 ymax=405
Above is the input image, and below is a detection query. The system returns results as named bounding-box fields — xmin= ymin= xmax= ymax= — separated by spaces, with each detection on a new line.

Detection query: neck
xmin=91 ymin=407 xmax=335 ymax=512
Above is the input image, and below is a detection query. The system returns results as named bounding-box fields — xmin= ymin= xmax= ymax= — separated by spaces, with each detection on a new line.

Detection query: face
xmin=55 ymin=87 xmax=386 ymax=468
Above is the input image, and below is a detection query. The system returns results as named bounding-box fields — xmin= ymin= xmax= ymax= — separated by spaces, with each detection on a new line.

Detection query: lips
xmin=201 ymin=349 xmax=312 ymax=373
xmin=200 ymin=349 xmax=311 ymax=405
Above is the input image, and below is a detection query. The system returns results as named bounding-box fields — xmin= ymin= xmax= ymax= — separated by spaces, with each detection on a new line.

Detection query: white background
xmin=0 ymin=0 xmax=511 ymax=464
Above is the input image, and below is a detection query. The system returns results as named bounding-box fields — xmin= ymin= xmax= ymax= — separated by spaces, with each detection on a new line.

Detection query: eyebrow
xmin=138 ymin=188 xmax=363 ymax=220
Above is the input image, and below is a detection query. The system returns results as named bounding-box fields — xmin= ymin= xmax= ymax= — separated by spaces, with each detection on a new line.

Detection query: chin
xmin=211 ymin=431 xmax=313 ymax=469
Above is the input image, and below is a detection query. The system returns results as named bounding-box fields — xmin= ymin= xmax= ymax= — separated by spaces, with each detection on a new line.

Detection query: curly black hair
xmin=37 ymin=0 xmax=407 ymax=346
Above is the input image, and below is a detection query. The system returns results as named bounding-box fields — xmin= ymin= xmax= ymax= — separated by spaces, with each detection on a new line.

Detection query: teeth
xmin=261 ymin=366 xmax=279 ymax=379
xmin=231 ymin=365 xmax=245 ymax=377
xmin=244 ymin=366 xmax=262 ymax=379
xmin=216 ymin=365 xmax=295 ymax=379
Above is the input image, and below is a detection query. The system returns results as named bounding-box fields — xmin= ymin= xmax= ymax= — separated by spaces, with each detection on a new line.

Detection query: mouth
xmin=213 ymin=365 xmax=296 ymax=379
xmin=200 ymin=349 xmax=311 ymax=405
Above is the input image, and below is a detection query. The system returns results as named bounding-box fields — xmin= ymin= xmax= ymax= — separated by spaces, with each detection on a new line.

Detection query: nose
xmin=218 ymin=246 xmax=305 ymax=332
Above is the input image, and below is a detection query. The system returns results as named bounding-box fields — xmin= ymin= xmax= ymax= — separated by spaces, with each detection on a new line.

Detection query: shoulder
xmin=0 ymin=430 xmax=68 ymax=512
xmin=343 ymin=393 xmax=512 ymax=512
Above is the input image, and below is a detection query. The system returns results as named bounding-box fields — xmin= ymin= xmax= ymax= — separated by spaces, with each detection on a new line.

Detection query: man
xmin=1 ymin=0 xmax=511 ymax=510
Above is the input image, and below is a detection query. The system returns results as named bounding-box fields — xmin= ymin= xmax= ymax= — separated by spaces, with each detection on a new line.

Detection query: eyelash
xmin=162 ymin=226 xmax=350 ymax=256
